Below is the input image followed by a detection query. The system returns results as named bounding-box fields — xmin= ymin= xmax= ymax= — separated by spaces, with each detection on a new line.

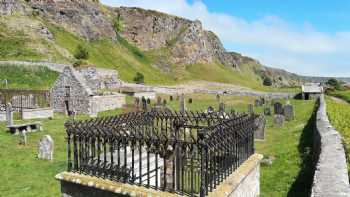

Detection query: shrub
xmin=74 ymin=44 xmax=89 ymax=60
xmin=113 ymin=14 xmax=124 ymax=34
xmin=133 ymin=72 xmax=144 ymax=84
xmin=327 ymin=78 xmax=344 ymax=90
xmin=263 ymin=77 xmax=273 ymax=86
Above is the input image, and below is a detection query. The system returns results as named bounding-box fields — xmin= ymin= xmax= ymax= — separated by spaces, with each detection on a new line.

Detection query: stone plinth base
xmin=22 ymin=108 xmax=54 ymax=120
xmin=56 ymin=154 xmax=263 ymax=197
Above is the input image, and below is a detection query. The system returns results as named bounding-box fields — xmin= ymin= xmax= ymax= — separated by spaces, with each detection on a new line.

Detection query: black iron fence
xmin=65 ymin=111 xmax=258 ymax=197
xmin=0 ymin=89 xmax=51 ymax=111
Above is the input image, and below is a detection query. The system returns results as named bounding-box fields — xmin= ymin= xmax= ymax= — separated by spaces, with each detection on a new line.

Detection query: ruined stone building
xmin=51 ymin=66 xmax=125 ymax=116
xmin=301 ymin=83 xmax=323 ymax=100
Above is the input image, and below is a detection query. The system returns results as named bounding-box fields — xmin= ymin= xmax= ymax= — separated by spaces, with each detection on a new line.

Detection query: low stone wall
xmin=311 ymin=95 xmax=350 ymax=196
xmin=90 ymin=94 xmax=126 ymax=115
xmin=133 ymin=92 xmax=156 ymax=100
xmin=22 ymin=108 xmax=54 ymax=120
xmin=56 ymin=154 xmax=262 ymax=197
xmin=0 ymin=111 xmax=6 ymax=121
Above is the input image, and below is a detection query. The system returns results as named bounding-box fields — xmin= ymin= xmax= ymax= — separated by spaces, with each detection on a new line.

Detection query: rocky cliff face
xmin=0 ymin=0 xmax=304 ymax=87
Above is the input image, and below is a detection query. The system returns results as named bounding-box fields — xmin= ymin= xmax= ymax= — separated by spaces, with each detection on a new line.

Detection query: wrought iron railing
xmin=0 ymin=89 xmax=51 ymax=111
xmin=65 ymin=111 xmax=258 ymax=197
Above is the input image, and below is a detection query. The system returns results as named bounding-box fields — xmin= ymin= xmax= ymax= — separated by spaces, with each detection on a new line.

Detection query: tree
xmin=74 ymin=45 xmax=89 ymax=60
xmin=133 ymin=72 xmax=144 ymax=84
xmin=263 ymin=77 xmax=272 ymax=86
xmin=113 ymin=14 xmax=124 ymax=35
xmin=327 ymin=78 xmax=344 ymax=90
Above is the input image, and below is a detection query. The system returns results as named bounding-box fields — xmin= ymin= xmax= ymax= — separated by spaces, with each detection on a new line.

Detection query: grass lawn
xmin=328 ymin=90 xmax=350 ymax=103
xmin=326 ymin=97 xmax=350 ymax=170
xmin=0 ymin=94 xmax=315 ymax=197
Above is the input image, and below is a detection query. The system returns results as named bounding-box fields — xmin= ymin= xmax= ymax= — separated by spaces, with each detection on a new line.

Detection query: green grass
xmin=328 ymin=90 xmax=350 ymax=103
xmin=326 ymin=97 xmax=350 ymax=170
xmin=0 ymin=95 xmax=315 ymax=196
xmin=257 ymin=99 xmax=316 ymax=197
xmin=0 ymin=65 xmax=59 ymax=89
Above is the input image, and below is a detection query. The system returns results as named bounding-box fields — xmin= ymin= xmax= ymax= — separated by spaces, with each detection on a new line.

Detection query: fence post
xmin=198 ymin=130 xmax=207 ymax=197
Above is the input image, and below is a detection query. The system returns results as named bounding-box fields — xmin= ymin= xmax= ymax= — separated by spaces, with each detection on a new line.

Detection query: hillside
xmin=0 ymin=0 xmax=303 ymax=89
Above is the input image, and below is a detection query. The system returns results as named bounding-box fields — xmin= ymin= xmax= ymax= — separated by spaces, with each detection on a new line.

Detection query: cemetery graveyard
xmin=0 ymin=92 xmax=316 ymax=197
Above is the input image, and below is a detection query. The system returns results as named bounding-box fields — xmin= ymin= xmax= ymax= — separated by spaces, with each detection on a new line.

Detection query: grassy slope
xmin=326 ymin=97 xmax=350 ymax=170
xmin=0 ymin=15 xmax=299 ymax=91
xmin=0 ymin=95 xmax=314 ymax=197
xmin=0 ymin=65 xmax=59 ymax=89
xmin=328 ymin=90 xmax=350 ymax=103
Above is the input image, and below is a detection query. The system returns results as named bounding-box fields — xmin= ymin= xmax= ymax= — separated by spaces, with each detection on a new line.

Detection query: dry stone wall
xmin=311 ymin=95 xmax=350 ymax=197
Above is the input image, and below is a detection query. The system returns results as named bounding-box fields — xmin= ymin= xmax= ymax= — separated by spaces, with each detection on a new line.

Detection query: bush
xmin=133 ymin=72 xmax=144 ymax=84
xmin=263 ymin=77 xmax=273 ymax=86
xmin=327 ymin=78 xmax=344 ymax=90
xmin=113 ymin=14 xmax=124 ymax=34
xmin=74 ymin=44 xmax=89 ymax=60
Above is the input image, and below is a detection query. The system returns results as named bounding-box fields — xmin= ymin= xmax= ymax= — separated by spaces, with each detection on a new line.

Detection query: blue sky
xmin=101 ymin=0 xmax=350 ymax=77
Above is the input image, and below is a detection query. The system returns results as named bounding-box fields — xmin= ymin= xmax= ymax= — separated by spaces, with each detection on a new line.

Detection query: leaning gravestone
xmin=284 ymin=104 xmax=294 ymax=121
xmin=180 ymin=94 xmax=186 ymax=113
xmin=273 ymin=114 xmax=285 ymax=127
xmin=264 ymin=107 xmax=272 ymax=116
xmin=38 ymin=135 xmax=54 ymax=160
xmin=274 ymin=102 xmax=284 ymax=115
xmin=6 ymin=103 xmax=13 ymax=126
xmin=248 ymin=104 xmax=254 ymax=114
xmin=134 ymin=97 xmax=140 ymax=111
xmin=254 ymin=116 xmax=266 ymax=140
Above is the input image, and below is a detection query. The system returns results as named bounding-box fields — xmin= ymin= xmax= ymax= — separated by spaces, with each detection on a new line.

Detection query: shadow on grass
xmin=287 ymin=104 xmax=317 ymax=197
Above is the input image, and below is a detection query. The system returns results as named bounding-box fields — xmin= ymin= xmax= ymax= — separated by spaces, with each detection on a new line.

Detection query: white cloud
xmin=101 ymin=0 xmax=350 ymax=77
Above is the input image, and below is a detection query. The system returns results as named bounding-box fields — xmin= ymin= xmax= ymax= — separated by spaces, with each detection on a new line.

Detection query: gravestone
xmin=255 ymin=99 xmax=263 ymax=107
xmin=284 ymin=104 xmax=294 ymax=121
xmin=156 ymin=96 xmax=162 ymax=106
xmin=141 ymin=97 xmax=147 ymax=111
xmin=169 ymin=95 xmax=173 ymax=101
xmin=207 ymin=106 xmax=215 ymax=114
xmin=219 ymin=102 xmax=225 ymax=113
xmin=273 ymin=115 xmax=285 ymax=127
xmin=146 ymin=98 xmax=151 ymax=105
xmin=254 ymin=116 xmax=266 ymax=140
xmin=6 ymin=103 xmax=13 ymax=126
xmin=248 ymin=104 xmax=254 ymax=114
xmin=216 ymin=94 xmax=220 ymax=102
xmin=274 ymin=102 xmax=284 ymax=115
xmin=38 ymin=135 xmax=54 ymax=160
xmin=179 ymin=94 xmax=186 ymax=113
xmin=188 ymin=98 xmax=193 ymax=104
xmin=19 ymin=130 xmax=27 ymax=145
xmin=264 ymin=107 xmax=272 ymax=116
xmin=162 ymin=99 xmax=167 ymax=107
xmin=134 ymin=97 xmax=140 ymax=111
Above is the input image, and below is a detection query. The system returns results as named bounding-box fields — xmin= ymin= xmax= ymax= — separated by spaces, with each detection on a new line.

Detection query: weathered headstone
xmin=188 ymin=98 xmax=193 ymax=104
xmin=254 ymin=116 xmax=266 ymax=140
xmin=162 ymin=99 xmax=167 ymax=107
xmin=156 ymin=96 xmax=162 ymax=106
xmin=273 ymin=114 xmax=285 ymax=127
xmin=6 ymin=103 xmax=13 ymax=126
xmin=264 ymin=107 xmax=272 ymax=116
xmin=169 ymin=95 xmax=173 ymax=101
xmin=255 ymin=99 xmax=263 ymax=107
xmin=284 ymin=104 xmax=294 ymax=121
xmin=219 ymin=102 xmax=225 ymax=113
xmin=216 ymin=94 xmax=220 ymax=102
xmin=146 ymin=98 xmax=151 ymax=105
xmin=38 ymin=135 xmax=54 ymax=160
xmin=248 ymin=104 xmax=254 ymax=114
xmin=274 ymin=102 xmax=284 ymax=115
xmin=207 ymin=106 xmax=215 ymax=114
xmin=134 ymin=97 xmax=140 ymax=111
xmin=179 ymin=94 xmax=186 ymax=113
xmin=19 ymin=130 xmax=27 ymax=145
xmin=141 ymin=97 xmax=147 ymax=111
